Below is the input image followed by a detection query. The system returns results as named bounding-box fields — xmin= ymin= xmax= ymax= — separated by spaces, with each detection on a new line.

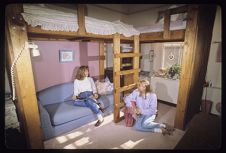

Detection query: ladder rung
xmin=114 ymin=53 xmax=140 ymax=58
xmin=115 ymin=83 xmax=137 ymax=93
xmin=115 ymin=69 xmax=140 ymax=75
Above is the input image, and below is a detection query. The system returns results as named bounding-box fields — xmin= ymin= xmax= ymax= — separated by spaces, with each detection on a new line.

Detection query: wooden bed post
xmin=163 ymin=10 xmax=170 ymax=39
xmin=99 ymin=41 xmax=105 ymax=80
xmin=77 ymin=4 xmax=86 ymax=35
xmin=113 ymin=34 xmax=121 ymax=123
xmin=174 ymin=5 xmax=217 ymax=130
xmin=5 ymin=4 xmax=44 ymax=148
xmin=133 ymin=35 xmax=140 ymax=83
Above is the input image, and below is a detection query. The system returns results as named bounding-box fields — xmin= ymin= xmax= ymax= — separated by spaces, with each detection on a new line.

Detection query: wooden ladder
xmin=113 ymin=34 xmax=140 ymax=123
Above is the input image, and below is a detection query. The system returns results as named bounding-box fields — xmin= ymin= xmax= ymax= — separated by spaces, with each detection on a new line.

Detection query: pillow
xmin=95 ymin=80 xmax=114 ymax=95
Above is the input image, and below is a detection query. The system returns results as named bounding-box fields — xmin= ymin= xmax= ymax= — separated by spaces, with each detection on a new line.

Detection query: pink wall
xmin=31 ymin=41 xmax=99 ymax=91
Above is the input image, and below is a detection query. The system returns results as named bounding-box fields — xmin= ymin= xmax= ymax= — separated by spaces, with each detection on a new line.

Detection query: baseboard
xmin=158 ymin=100 xmax=177 ymax=107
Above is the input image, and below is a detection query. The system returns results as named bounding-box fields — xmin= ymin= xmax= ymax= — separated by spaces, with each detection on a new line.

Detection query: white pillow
xmin=95 ymin=80 xmax=114 ymax=95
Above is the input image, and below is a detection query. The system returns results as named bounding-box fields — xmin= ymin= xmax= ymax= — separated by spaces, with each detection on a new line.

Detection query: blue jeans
xmin=133 ymin=114 xmax=161 ymax=132
xmin=74 ymin=91 xmax=100 ymax=114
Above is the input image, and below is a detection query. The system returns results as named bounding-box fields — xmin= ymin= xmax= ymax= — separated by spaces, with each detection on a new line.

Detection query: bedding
xmin=22 ymin=4 xmax=140 ymax=37
xmin=136 ymin=20 xmax=187 ymax=33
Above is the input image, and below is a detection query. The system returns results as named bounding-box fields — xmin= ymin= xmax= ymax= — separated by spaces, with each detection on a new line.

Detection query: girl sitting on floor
xmin=72 ymin=66 xmax=104 ymax=127
xmin=124 ymin=79 xmax=175 ymax=135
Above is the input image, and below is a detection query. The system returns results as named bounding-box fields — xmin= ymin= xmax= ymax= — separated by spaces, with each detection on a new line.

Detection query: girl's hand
xmin=72 ymin=95 xmax=77 ymax=100
xmin=93 ymin=93 xmax=99 ymax=99
xmin=135 ymin=108 xmax=141 ymax=115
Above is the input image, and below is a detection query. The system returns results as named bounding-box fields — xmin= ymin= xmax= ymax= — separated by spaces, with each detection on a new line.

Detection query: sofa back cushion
xmin=37 ymin=82 xmax=74 ymax=106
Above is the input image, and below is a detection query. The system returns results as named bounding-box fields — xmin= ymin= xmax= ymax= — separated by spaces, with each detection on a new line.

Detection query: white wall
xmin=106 ymin=43 xmax=113 ymax=68
xmin=140 ymin=43 xmax=153 ymax=72
xmin=87 ymin=4 xmax=127 ymax=22
xmin=202 ymin=6 xmax=221 ymax=115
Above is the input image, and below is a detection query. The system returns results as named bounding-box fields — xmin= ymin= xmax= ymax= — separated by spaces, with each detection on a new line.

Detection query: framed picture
xmin=59 ymin=50 xmax=74 ymax=62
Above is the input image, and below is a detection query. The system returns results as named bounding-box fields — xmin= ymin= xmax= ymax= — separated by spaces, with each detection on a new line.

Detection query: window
xmin=161 ymin=43 xmax=183 ymax=69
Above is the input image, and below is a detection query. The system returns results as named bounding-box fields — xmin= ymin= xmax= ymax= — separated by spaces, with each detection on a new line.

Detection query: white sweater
xmin=73 ymin=77 xmax=97 ymax=97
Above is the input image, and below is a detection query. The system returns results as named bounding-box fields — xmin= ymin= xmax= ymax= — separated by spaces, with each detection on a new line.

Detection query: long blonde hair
xmin=75 ymin=66 xmax=89 ymax=80
xmin=137 ymin=79 xmax=152 ymax=99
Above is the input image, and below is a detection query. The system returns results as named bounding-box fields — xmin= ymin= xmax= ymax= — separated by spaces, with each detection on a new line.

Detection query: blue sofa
xmin=37 ymin=81 xmax=114 ymax=140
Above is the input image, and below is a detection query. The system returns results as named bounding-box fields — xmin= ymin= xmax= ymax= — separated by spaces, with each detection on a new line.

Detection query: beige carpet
xmin=44 ymin=102 xmax=185 ymax=149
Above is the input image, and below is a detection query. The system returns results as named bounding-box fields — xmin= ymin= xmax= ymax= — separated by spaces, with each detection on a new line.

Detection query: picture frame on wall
xmin=59 ymin=50 xmax=74 ymax=62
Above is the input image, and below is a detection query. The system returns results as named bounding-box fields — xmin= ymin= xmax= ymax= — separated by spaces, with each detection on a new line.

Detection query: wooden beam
xmin=174 ymin=5 xmax=217 ymax=130
xmin=184 ymin=5 xmax=217 ymax=128
xmin=159 ymin=5 xmax=188 ymax=16
xmin=99 ymin=41 xmax=105 ymax=80
xmin=115 ymin=69 xmax=140 ymax=76
xmin=163 ymin=10 xmax=170 ymax=39
xmin=114 ymin=53 xmax=140 ymax=58
xmin=116 ymin=83 xmax=137 ymax=93
xmin=5 ymin=4 xmax=44 ymax=148
xmin=77 ymin=4 xmax=86 ymax=35
xmin=113 ymin=33 xmax=121 ymax=123
xmin=140 ymin=30 xmax=185 ymax=43
xmin=169 ymin=5 xmax=188 ymax=15
xmin=27 ymin=26 xmax=134 ymax=41
xmin=133 ymin=35 xmax=140 ymax=83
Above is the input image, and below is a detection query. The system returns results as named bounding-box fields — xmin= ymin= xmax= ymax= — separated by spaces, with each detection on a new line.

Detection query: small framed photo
xmin=59 ymin=50 xmax=74 ymax=62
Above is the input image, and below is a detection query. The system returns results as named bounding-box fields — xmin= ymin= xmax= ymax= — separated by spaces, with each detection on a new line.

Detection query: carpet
xmin=44 ymin=102 xmax=185 ymax=149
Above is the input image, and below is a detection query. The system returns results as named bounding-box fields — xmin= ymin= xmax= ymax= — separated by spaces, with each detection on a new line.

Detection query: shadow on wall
xmin=155 ymin=82 xmax=173 ymax=103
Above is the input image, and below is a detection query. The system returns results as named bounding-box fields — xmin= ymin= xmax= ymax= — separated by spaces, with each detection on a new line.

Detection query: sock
xmin=160 ymin=124 xmax=166 ymax=128
xmin=153 ymin=128 xmax=162 ymax=133
xmin=97 ymin=113 xmax=103 ymax=121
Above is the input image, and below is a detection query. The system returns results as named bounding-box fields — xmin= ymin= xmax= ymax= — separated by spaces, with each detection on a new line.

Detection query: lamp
xmin=11 ymin=41 xmax=40 ymax=101
xmin=26 ymin=41 xmax=40 ymax=57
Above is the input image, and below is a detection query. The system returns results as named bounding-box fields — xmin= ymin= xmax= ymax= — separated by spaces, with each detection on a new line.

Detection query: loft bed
xmin=22 ymin=4 xmax=139 ymax=42
xmin=5 ymin=4 xmax=217 ymax=148
xmin=136 ymin=19 xmax=187 ymax=33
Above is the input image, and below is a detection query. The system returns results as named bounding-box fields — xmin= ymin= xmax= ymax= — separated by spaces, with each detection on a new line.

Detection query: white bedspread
xmin=22 ymin=4 xmax=79 ymax=32
xmin=22 ymin=4 xmax=140 ymax=37
xmin=136 ymin=20 xmax=187 ymax=33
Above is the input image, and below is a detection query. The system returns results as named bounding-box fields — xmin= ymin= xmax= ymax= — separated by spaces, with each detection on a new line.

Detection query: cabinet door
xmin=151 ymin=77 xmax=179 ymax=104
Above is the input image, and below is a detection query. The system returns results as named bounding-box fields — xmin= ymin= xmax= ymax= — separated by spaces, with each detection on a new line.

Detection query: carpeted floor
xmin=44 ymin=102 xmax=185 ymax=149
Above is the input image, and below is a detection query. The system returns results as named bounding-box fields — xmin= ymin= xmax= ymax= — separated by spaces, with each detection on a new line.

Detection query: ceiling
xmin=93 ymin=4 xmax=172 ymax=15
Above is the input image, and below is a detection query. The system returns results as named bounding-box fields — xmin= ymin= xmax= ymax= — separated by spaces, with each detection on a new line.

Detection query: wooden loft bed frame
xmin=5 ymin=4 xmax=217 ymax=148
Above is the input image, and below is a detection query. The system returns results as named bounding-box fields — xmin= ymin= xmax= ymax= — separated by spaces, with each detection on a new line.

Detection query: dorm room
xmin=5 ymin=4 xmax=219 ymax=149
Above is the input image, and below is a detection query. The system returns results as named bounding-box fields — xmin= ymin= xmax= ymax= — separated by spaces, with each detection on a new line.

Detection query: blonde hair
xmin=137 ymin=79 xmax=152 ymax=98
xmin=75 ymin=66 xmax=89 ymax=80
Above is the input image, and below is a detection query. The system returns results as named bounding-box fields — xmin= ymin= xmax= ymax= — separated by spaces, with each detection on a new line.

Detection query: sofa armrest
xmin=38 ymin=102 xmax=54 ymax=140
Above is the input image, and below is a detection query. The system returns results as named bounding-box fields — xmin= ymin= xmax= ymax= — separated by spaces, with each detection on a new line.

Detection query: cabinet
xmin=151 ymin=76 xmax=179 ymax=104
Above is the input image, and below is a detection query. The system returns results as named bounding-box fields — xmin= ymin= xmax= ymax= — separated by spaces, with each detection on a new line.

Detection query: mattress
xmin=136 ymin=20 xmax=187 ymax=33
xmin=21 ymin=4 xmax=140 ymax=37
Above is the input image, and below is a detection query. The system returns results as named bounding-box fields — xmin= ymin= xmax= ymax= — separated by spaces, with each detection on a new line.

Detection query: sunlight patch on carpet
xmin=64 ymin=144 xmax=77 ymax=149
xmin=66 ymin=131 xmax=83 ymax=139
xmin=120 ymin=139 xmax=144 ymax=149
xmin=74 ymin=137 xmax=90 ymax=146
xmin=56 ymin=136 xmax=68 ymax=144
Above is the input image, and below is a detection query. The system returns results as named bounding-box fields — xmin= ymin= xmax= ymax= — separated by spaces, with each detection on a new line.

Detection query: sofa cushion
xmin=37 ymin=82 xmax=74 ymax=106
xmin=44 ymin=101 xmax=93 ymax=126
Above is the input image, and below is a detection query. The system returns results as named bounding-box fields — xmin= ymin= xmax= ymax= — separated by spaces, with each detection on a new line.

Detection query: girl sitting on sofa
xmin=124 ymin=79 xmax=175 ymax=135
xmin=72 ymin=66 xmax=104 ymax=127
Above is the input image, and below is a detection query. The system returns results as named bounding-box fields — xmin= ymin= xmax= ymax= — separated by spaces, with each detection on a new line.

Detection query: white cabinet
xmin=151 ymin=77 xmax=179 ymax=104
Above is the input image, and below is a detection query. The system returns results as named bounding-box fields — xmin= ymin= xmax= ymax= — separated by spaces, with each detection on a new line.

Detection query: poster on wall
xmin=59 ymin=50 xmax=74 ymax=62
